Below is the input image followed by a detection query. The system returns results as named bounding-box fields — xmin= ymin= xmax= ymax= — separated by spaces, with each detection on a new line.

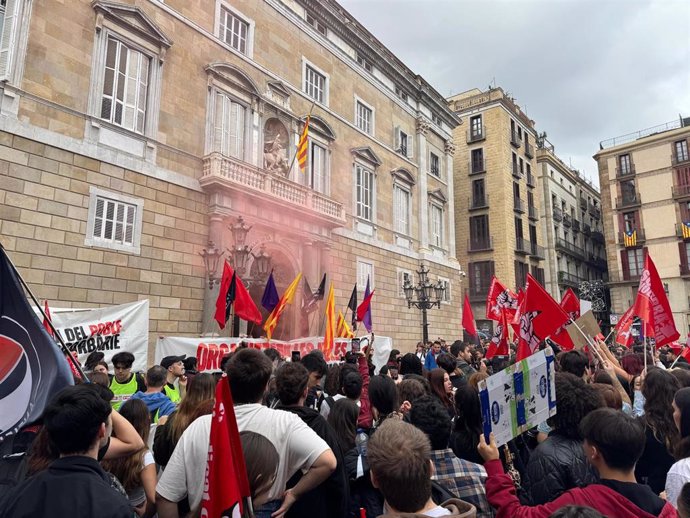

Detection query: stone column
xmin=416 ymin=117 xmax=431 ymax=252
xmin=444 ymin=140 xmax=457 ymax=261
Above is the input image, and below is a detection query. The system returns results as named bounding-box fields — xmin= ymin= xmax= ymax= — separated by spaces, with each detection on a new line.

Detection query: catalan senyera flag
xmin=263 ymin=272 xmax=302 ymax=340
xmin=336 ymin=310 xmax=354 ymax=338
xmin=323 ymin=283 xmax=336 ymax=359
xmin=683 ymin=222 xmax=690 ymax=240
xmin=296 ymin=115 xmax=310 ymax=173
xmin=623 ymin=228 xmax=637 ymax=247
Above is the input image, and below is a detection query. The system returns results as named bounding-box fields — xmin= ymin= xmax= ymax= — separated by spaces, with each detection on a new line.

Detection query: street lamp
xmin=402 ymin=263 xmax=446 ymax=345
xmin=200 ymin=241 xmax=223 ymax=289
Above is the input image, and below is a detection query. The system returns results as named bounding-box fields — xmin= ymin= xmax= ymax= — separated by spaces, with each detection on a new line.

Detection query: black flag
xmin=347 ymin=285 xmax=357 ymax=328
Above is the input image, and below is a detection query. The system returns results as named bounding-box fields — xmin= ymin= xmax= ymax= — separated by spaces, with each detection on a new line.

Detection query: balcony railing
xmin=615 ymin=164 xmax=635 ymax=177
xmin=681 ymin=263 xmax=690 ymax=277
xmin=591 ymin=230 xmax=605 ymax=243
xmin=553 ymin=207 xmax=563 ymax=222
xmin=515 ymin=236 xmax=531 ymax=255
xmin=617 ymin=228 xmax=646 ymax=245
xmin=615 ymin=195 xmax=641 ymax=209
xmin=512 ymin=163 xmax=522 ymax=179
xmin=580 ymin=196 xmax=588 ymax=209
xmin=556 ymin=237 xmax=585 ymax=259
xmin=525 ymin=142 xmax=534 ymax=159
xmin=510 ymin=129 xmax=522 ymax=148
xmin=469 ymin=286 xmax=491 ymax=302
xmin=467 ymin=128 xmax=486 ymax=144
xmin=588 ymin=202 xmax=597 ymax=216
xmin=468 ymin=237 xmax=493 ymax=252
xmin=572 ymin=219 xmax=581 ymax=232
xmin=469 ymin=157 xmax=486 ymax=175
xmin=528 ymin=204 xmax=539 ymax=221
xmin=530 ymin=243 xmax=545 ymax=259
xmin=562 ymin=214 xmax=572 ymax=228
xmin=672 ymin=151 xmax=690 ymax=167
xmin=526 ymin=172 xmax=536 ymax=187
xmin=469 ymin=195 xmax=489 ymax=211
xmin=583 ymin=223 xmax=591 ymax=235
xmin=593 ymin=257 xmax=607 ymax=270
xmin=200 ymin=153 xmax=345 ymax=225
xmin=677 ymin=223 xmax=690 ymax=239
xmin=672 ymin=184 xmax=690 ymax=199
xmin=621 ymin=269 xmax=641 ymax=282
xmin=514 ymin=196 xmax=525 ymax=213
xmin=558 ymin=271 xmax=582 ymax=287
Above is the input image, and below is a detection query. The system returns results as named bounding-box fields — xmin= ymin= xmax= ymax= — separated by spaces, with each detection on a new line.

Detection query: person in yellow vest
xmin=130 ymin=365 xmax=176 ymax=424
xmin=160 ymin=355 xmax=187 ymax=405
xmin=109 ymin=352 xmax=146 ymax=410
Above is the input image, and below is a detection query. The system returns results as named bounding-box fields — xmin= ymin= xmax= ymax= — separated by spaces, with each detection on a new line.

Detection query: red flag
xmin=200 ymin=377 xmax=251 ymax=517
xmin=486 ymin=277 xmax=518 ymax=322
xmin=486 ymin=309 xmax=510 ymax=359
xmin=356 ymin=289 xmax=375 ymax=322
xmin=214 ymin=262 xmax=234 ymax=330
xmin=516 ymin=274 xmax=569 ymax=361
xmin=42 ymin=300 xmax=54 ymax=338
xmin=632 ymin=254 xmax=679 ymax=347
xmin=560 ymin=288 xmax=580 ymax=320
xmin=462 ymin=294 xmax=478 ymax=337
xmin=615 ymin=306 xmax=635 ymax=348
xmin=233 ymin=273 xmax=262 ymax=325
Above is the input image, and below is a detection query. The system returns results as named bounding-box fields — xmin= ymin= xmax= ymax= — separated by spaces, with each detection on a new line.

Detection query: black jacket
xmin=522 ymin=432 xmax=598 ymax=505
xmin=276 ymin=405 xmax=349 ymax=518
xmin=0 ymin=456 xmax=133 ymax=518
xmin=635 ymin=425 xmax=676 ymax=495
xmin=152 ymin=411 xmax=178 ymax=468
xmin=343 ymin=446 xmax=383 ymax=518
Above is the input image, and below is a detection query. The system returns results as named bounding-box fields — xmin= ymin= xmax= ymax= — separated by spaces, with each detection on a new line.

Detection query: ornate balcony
xmin=200 ymin=153 xmax=345 ymax=226
xmin=556 ymin=237 xmax=585 ymax=260
xmin=528 ymin=204 xmax=539 ymax=221
xmin=558 ymin=271 xmax=581 ymax=288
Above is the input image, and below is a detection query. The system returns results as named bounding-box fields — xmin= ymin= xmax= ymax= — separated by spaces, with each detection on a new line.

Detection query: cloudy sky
xmin=339 ymin=0 xmax=690 ymax=187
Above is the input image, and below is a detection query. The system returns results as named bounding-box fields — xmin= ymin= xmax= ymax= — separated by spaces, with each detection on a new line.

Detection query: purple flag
xmin=362 ymin=276 xmax=373 ymax=333
xmin=261 ymin=271 xmax=279 ymax=313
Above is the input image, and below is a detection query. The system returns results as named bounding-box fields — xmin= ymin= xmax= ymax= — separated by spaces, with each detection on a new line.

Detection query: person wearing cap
xmin=109 ymin=351 xmax=146 ymax=410
xmin=160 ymin=355 xmax=187 ymax=405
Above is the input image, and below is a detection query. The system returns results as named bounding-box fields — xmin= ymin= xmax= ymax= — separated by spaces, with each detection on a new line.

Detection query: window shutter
xmin=0 ymin=0 xmax=18 ymax=81
xmin=620 ymin=250 xmax=630 ymax=280
xmin=679 ymin=242 xmax=688 ymax=270
xmin=407 ymin=133 xmax=414 ymax=159
xmin=643 ymin=246 xmax=648 ymax=260
xmin=93 ymin=198 xmax=105 ymax=238
xmin=394 ymin=126 xmax=401 ymax=151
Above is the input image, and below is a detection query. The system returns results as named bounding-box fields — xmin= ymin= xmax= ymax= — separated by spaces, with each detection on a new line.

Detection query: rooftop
xmin=447 ymin=86 xmax=535 ymax=130
xmin=599 ymin=116 xmax=690 ymax=150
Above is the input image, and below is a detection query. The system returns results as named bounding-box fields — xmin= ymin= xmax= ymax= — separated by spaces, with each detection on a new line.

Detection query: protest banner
xmin=46 ymin=300 xmax=149 ymax=373
xmin=478 ymin=347 xmax=556 ymax=447
xmin=566 ymin=310 xmax=602 ymax=350
xmin=156 ymin=335 xmax=393 ymax=373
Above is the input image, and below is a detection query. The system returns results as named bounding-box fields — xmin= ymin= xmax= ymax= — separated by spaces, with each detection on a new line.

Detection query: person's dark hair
xmin=403 ymin=373 xmax=431 ymax=393
xmin=435 ymin=353 xmax=456 ymax=376
xmin=672 ymin=369 xmax=690 ymax=389
xmin=451 ymin=383 xmax=482 ymax=459
xmin=327 ymin=398 xmax=359 ymax=452
xmin=369 ymin=375 xmax=398 ymax=422
xmin=300 ymin=352 xmax=328 ymax=378
xmin=111 ymin=351 xmax=134 ymax=368
xmin=674 ymin=388 xmax=690 ymax=460
xmin=226 ymin=348 xmax=273 ymax=404
xmin=399 ymin=353 xmax=423 ymax=376
xmin=450 ymin=340 xmax=463 ymax=358
xmin=591 ymin=383 xmax=622 ymax=411
xmin=84 ymin=351 xmax=105 ymax=371
xmin=220 ymin=353 xmax=232 ymax=373
xmin=170 ymin=373 xmax=216 ymax=444
xmin=592 ymin=370 xmax=613 ymax=385
xmin=240 ymin=431 xmax=279 ymax=504
xmin=379 ymin=365 xmax=390 ymax=376
xmin=408 ymin=396 xmax=452 ymax=450
xmin=324 ymin=364 xmax=342 ymax=397
xmin=547 ymin=373 xmax=603 ymax=440
xmin=88 ymin=371 xmax=111 ymax=389
xmin=579 ymin=407 xmax=645 ymax=471
xmin=388 ymin=349 xmax=401 ymax=363
xmin=642 ymin=367 xmax=681 ymax=454
xmin=263 ymin=348 xmax=282 ymax=364
xmin=145 ymin=365 xmax=167 ymax=388
xmin=275 ymin=362 xmax=309 ymax=406
xmin=397 ymin=379 xmax=426 ymax=407
xmin=342 ymin=370 xmax=363 ymax=400
xmin=183 ymin=356 xmax=198 ymax=374
xmin=428 ymin=368 xmax=454 ymax=413
xmin=620 ymin=353 xmax=644 ymax=377
xmin=548 ymin=506 xmax=605 ymax=518
xmin=678 ymin=482 xmax=690 ymax=518
xmin=559 ymin=350 xmax=589 ymax=378
xmin=43 ymin=385 xmax=112 ymax=455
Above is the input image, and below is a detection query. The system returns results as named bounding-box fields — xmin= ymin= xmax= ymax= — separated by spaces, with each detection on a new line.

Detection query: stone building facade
xmin=448 ymin=87 xmax=545 ymax=334
xmin=536 ymin=141 xmax=607 ymax=301
xmin=0 ymin=0 xmax=463 ymax=358
xmin=595 ymin=117 xmax=690 ymax=334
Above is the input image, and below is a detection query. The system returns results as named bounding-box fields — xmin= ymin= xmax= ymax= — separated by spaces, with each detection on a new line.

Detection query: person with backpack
xmin=129 ymin=366 xmax=176 ymax=424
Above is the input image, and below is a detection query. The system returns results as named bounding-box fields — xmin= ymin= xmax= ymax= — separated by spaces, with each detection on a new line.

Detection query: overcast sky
xmin=339 ymin=0 xmax=690 ymax=187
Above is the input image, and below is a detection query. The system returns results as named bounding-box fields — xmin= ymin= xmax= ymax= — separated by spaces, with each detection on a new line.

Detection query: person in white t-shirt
xmin=368 ymin=419 xmax=476 ymax=518
xmin=156 ymin=348 xmax=336 ymax=518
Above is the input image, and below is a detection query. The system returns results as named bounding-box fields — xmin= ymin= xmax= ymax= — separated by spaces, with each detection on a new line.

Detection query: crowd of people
xmin=2 ymin=336 xmax=690 ymax=518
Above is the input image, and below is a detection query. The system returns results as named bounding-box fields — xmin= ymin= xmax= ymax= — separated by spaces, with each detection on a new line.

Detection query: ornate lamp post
xmin=402 ymin=263 xmax=446 ymax=345
xmin=199 ymin=241 xmax=223 ymax=289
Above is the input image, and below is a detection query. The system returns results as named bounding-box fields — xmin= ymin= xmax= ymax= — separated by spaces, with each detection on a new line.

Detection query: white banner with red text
xmin=155 ymin=335 xmax=393 ymax=373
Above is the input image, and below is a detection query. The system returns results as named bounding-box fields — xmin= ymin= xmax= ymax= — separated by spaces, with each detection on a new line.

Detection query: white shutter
xmin=0 ymin=0 xmax=18 ymax=81
xmin=407 ymin=133 xmax=414 ymax=159
xmin=213 ymin=92 xmax=225 ymax=153
xmin=394 ymin=125 xmax=401 ymax=151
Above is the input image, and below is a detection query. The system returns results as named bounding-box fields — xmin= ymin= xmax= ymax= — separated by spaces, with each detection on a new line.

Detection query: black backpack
xmin=0 ymin=429 xmax=37 ymax=498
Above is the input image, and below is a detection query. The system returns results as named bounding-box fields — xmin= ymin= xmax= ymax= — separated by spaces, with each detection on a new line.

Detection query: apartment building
xmin=595 ymin=117 xmax=690 ymax=333
xmin=448 ymin=87 xmax=545 ymax=333
xmin=0 ymin=0 xmax=462 ymax=353
xmin=536 ymin=140 xmax=607 ymax=301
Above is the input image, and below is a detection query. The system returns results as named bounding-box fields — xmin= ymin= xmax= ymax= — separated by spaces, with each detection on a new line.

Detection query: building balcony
xmin=591 ymin=230 xmax=605 ymax=243
xmin=672 ymin=152 xmax=690 ymax=167
xmin=200 ymin=153 xmax=345 ymax=226
xmin=525 ymin=142 xmax=535 ymax=159
xmin=672 ymin=184 xmax=690 ymax=199
xmin=593 ymin=206 xmax=601 ymax=219
xmin=615 ymin=195 xmax=641 ymax=209
xmin=553 ymin=207 xmax=563 ymax=222
xmin=468 ymin=195 xmax=489 ymax=211
xmin=681 ymin=263 xmax=690 ymax=277
xmin=593 ymin=257 xmax=607 ymax=271
xmin=588 ymin=202 xmax=597 ymax=215
xmin=562 ymin=214 xmax=572 ymax=228
xmin=558 ymin=271 xmax=581 ymax=288
xmin=467 ymin=128 xmax=486 ymax=144
xmin=620 ymin=269 xmax=641 ymax=282
xmin=572 ymin=219 xmax=581 ymax=232
xmin=528 ymin=204 xmax=539 ymax=221
xmin=580 ymin=196 xmax=588 ymax=210
xmin=526 ymin=172 xmax=536 ymax=187
xmin=617 ymin=229 xmax=646 ymax=246
xmin=469 ymin=287 xmax=491 ymax=303
xmin=615 ymin=165 xmax=635 ymax=178
xmin=676 ymin=223 xmax=690 ymax=239
xmin=583 ymin=223 xmax=592 ymax=236
xmin=512 ymin=163 xmax=522 ymax=179
xmin=530 ymin=243 xmax=545 ymax=259
xmin=469 ymin=158 xmax=486 ymax=175
xmin=468 ymin=237 xmax=493 ymax=252
xmin=556 ymin=237 xmax=585 ymax=259
xmin=514 ymin=196 xmax=525 ymax=213
xmin=515 ymin=236 xmax=531 ymax=255
xmin=510 ymin=129 xmax=522 ymax=148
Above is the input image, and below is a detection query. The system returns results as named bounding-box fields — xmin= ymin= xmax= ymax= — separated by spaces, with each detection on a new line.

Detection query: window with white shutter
xmin=393 ymin=184 xmax=410 ymax=235
xmin=85 ymin=187 xmax=144 ymax=254
xmin=0 ymin=0 xmax=28 ymax=83
xmin=310 ymin=142 xmax=327 ymax=194
xmin=356 ymin=165 xmax=374 ymax=221
xmin=220 ymin=7 xmax=249 ymax=54
xmin=303 ymin=61 xmax=328 ymax=104
xmin=355 ymin=100 xmax=373 ymax=135
xmin=357 ymin=260 xmax=374 ymax=290
xmin=212 ymin=91 xmax=245 ymax=159
xmin=430 ymin=204 xmax=443 ymax=247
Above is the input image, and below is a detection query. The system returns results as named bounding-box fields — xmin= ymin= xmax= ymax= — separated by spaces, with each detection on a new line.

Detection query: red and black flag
xmin=214 ymin=262 xmax=262 ymax=329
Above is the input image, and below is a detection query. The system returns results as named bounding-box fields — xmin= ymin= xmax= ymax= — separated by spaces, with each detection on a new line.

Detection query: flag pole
xmin=286 ymin=101 xmax=316 ymax=175
xmin=3 ymin=246 xmax=87 ymax=381
xmin=602 ymin=329 xmax=615 ymax=344
xmin=569 ymin=319 xmax=606 ymax=365
xmin=671 ymin=347 xmax=684 ymax=369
